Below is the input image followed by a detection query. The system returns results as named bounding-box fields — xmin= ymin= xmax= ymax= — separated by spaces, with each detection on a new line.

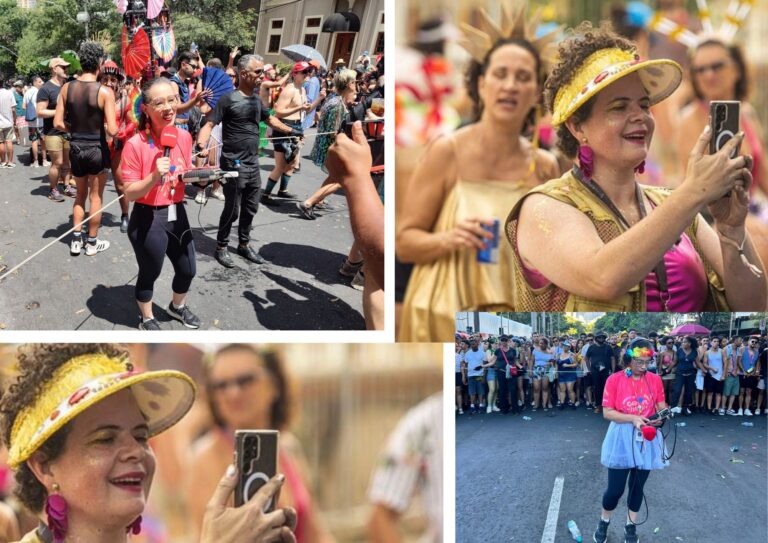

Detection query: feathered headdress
xmin=648 ymin=0 xmax=753 ymax=48
xmin=457 ymin=1 xmax=562 ymax=69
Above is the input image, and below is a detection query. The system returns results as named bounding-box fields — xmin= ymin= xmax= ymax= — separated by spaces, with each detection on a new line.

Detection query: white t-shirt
xmin=455 ymin=351 xmax=464 ymax=373
xmin=464 ymin=349 xmax=485 ymax=377
xmin=23 ymin=87 xmax=42 ymax=128
xmin=0 ymin=89 xmax=15 ymax=129
xmin=368 ymin=393 xmax=442 ymax=543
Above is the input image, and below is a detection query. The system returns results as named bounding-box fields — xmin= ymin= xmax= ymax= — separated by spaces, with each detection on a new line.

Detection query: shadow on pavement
xmin=245 ymin=269 xmax=364 ymax=330
xmin=84 ymin=283 xmax=141 ymax=328
xmin=259 ymin=242 xmax=349 ymax=285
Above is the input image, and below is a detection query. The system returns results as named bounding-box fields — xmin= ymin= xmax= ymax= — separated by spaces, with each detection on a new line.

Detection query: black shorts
xmin=70 ymin=141 xmax=109 ymax=177
xmin=455 ymin=372 xmax=463 ymax=387
xmin=704 ymin=374 xmax=724 ymax=394
xmin=740 ymin=375 xmax=758 ymax=390
xmin=28 ymin=127 xmax=42 ymax=141
xmin=272 ymin=119 xmax=302 ymax=154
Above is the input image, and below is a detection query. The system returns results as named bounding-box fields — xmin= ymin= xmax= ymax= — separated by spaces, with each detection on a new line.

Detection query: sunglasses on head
xmin=209 ymin=373 xmax=259 ymax=392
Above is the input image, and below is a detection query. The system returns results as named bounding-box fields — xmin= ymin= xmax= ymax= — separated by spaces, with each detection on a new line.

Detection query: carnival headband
xmin=648 ymin=0 xmax=753 ymax=49
xmin=458 ymin=1 xmax=562 ymax=69
xmin=550 ymin=47 xmax=682 ymax=126
xmin=626 ymin=347 xmax=656 ymax=359
xmin=8 ymin=353 xmax=196 ymax=469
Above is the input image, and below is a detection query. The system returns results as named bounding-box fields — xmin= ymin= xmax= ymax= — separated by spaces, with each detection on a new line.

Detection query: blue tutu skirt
xmin=600 ymin=422 xmax=669 ymax=471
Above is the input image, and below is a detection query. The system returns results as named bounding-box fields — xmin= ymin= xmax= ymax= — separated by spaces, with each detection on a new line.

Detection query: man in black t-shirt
xmin=197 ymin=54 xmax=301 ymax=268
xmin=36 ymin=58 xmax=73 ymax=202
xmin=586 ymin=331 xmax=616 ymax=414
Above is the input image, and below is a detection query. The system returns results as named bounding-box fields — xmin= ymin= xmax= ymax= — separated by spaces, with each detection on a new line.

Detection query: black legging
xmin=128 ymin=203 xmax=196 ymax=302
xmin=602 ymin=468 xmax=650 ymax=512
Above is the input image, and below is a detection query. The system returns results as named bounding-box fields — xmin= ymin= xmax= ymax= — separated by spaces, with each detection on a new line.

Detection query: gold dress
xmin=399 ymin=177 xmax=532 ymax=342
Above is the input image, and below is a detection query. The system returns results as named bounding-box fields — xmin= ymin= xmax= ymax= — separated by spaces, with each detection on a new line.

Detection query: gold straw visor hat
xmin=550 ymin=47 xmax=683 ymax=127
xmin=8 ymin=353 xmax=196 ymax=469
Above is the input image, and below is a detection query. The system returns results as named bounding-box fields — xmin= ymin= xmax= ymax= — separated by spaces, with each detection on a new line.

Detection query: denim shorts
xmin=468 ymin=377 xmax=485 ymax=396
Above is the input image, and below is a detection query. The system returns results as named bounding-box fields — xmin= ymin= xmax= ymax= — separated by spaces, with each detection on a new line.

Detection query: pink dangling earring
xmin=634 ymin=160 xmax=646 ymax=174
xmin=127 ymin=515 xmax=143 ymax=536
xmin=45 ymin=483 xmax=68 ymax=543
xmin=578 ymin=138 xmax=594 ymax=180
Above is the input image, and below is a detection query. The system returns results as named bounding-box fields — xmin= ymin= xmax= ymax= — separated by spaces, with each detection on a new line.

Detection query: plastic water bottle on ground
xmin=741 ymin=422 xmax=754 ymax=427
xmin=522 ymin=416 xmax=532 ymax=421
xmin=675 ymin=422 xmax=686 ymax=427
xmin=567 ymin=520 xmax=582 ymax=542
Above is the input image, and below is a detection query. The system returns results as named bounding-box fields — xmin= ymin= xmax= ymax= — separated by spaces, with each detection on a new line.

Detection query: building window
xmin=268 ymin=18 xmax=284 ymax=54
xmin=373 ymin=32 xmax=384 ymax=55
xmin=302 ymin=15 xmax=323 ymax=51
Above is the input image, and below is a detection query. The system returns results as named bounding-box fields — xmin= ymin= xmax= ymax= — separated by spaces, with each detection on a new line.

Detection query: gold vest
xmin=504 ymin=170 xmax=729 ymax=311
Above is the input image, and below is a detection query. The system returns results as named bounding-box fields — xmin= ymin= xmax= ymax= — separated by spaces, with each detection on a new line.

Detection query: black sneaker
xmin=120 ymin=215 xmax=129 ymax=233
xmin=593 ymin=519 xmax=609 ymax=543
xmin=276 ymin=190 xmax=297 ymax=199
xmin=138 ymin=317 xmax=162 ymax=330
xmin=297 ymin=202 xmax=316 ymax=220
xmin=260 ymin=193 xmax=278 ymax=206
xmin=215 ymin=247 xmax=236 ymax=268
xmin=623 ymin=523 xmax=638 ymax=543
xmin=237 ymin=244 xmax=266 ymax=264
xmin=167 ymin=303 xmax=201 ymax=329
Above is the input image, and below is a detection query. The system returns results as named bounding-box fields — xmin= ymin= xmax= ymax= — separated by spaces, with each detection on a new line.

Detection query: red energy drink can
xmin=477 ymin=219 xmax=500 ymax=264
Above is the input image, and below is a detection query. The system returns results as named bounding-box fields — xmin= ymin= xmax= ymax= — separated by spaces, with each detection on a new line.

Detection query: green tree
xmin=172 ymin=0 xmax=257 ymax=62
xmin=593 ymin=313 xmax=674 ymax=336
xmin=0 ymin=0 xmax=29 ymax=77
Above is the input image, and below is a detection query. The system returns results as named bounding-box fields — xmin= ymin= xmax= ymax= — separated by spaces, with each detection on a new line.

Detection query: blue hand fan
xmin=201 ymin=67 xmax=234 ymax=109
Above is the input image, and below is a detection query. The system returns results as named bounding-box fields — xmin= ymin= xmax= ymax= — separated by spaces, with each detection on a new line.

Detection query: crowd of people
xmin=396 ymin=1 xmax=768 ymax=342
xmin=1 ymin=34 xmax=385 ymax=329
xmin=455 ymin=328 xmax=768 ymax=417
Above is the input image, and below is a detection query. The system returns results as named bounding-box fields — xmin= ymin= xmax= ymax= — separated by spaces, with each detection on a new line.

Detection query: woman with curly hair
xmin=507 ymin=22 xmax=767 ymax=312
xmin=53 ymin=41 xmax=118 ymax=256
xmin=397 ymin=6 xmax=561 ymax=342
xmin=187 ymin=344 xmax=333 ymax=543
xmin=0 ymin=344 xmax=297 ymax=543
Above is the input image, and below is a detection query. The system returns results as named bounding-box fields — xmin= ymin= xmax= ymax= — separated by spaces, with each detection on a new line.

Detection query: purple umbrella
xmin=670 ymin=323 xmax=711 ymax=336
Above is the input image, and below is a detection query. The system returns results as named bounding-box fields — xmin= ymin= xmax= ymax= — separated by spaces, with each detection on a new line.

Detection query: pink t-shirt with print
xmin=121 ymin=129 xmax=192 ymax=206
xmin=602 ymin=371 xmax=665 ymax=418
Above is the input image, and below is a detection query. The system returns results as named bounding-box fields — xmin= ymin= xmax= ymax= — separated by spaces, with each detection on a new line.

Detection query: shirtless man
xmin=261 ymin=61 xmax=324 ymax=204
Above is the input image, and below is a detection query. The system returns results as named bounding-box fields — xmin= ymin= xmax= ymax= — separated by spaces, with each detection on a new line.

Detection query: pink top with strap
xmin=279 ymin=447 xmax=311 ymax=543
xmin=521 ymin=233 xmax=708 ymax=310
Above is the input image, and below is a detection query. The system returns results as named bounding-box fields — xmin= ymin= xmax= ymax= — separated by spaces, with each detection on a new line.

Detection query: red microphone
xmin=160 ymin=125 xmax=178 ymax=158
xmin=641 ymin=425 xmax=657 ymax=441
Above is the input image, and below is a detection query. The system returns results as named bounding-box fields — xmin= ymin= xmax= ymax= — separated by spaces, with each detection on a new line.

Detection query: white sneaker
xmin=70 ymin=236 xmax=82 ymax=255
xmin=31 ymin=162 xmax=39 ymax=168
xmin=492 ymin=406 xmax=501 ymax=412
xmin=718 ymin=409 xmax=725 ymax=415
xmin=671 ymin=406 xmax=682 ymax=414
xmin=458 ymin=409 xmax=463 ymax=415
xmin=44 ymin=160 xmax=51 ymax=167
xmin=194 ymin=191 xmax=207 ymax=204
xmin=518 ymin=399 xmax=523 ymax=406
xmin=738 ymin=408 xmax=743 ymax=416
xmin=85 ymin=239 xmax=110 ymax=256
xmin=727 ymin=409 xmax=736 ymax=415
xmin=211 ymin=187 xmax=225 ymax=201
xmin=486 ymin=406 xmax=492 ymax=414
xmin=756 ymin=409 xmax=761 ymax=415
xmin=745 ymin=409 xmax=753 ymax=416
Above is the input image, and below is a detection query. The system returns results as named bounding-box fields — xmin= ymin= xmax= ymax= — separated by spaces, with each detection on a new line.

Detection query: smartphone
xmin=709 ymin=100 xmax=740 ymax=158
xmin=234 ymin=430 xmax=279 ymax=510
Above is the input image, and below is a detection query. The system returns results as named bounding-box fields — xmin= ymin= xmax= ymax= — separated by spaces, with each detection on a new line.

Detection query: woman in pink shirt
xmin=593 ymin=338 xmax=668 ymax=543
xmin=119 ymin=78 xmax=198 ymax=330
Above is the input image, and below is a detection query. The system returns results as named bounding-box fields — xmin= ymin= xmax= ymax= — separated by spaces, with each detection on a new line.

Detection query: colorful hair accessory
xmin=8 ymin=353 xmax=196 ymax=469
xmin=627 ymin=346 xmax=656 ymax=359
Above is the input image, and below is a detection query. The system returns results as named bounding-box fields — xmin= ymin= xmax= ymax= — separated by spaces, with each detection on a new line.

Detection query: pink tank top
xmin=279 ymin=448 xmax=311 ymax=543
xmin=520 ymin=232 xmax=708 ymax=309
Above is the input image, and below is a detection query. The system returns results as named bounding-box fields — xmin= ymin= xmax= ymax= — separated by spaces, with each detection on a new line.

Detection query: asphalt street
xmin=457 ymin=407 xmax=768 ymax=543
xmin=0 ymin=128 xmax=365 ymax=330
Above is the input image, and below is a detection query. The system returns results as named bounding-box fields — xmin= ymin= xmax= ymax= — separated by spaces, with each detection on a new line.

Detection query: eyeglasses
xmin=148 ymin=95 xmax=180 ymax=109
xmin=245 ymin=69 xmax=264 ymax=76
xmin=633 ymin=359 xmax=650 ymax=366
xmin=185 ymin=61 xmax=199 ymax=70
xmin=210 ymin=373 xmax=259 ymax=393
xmin=692 ymin=60 xmax=729 ymax=76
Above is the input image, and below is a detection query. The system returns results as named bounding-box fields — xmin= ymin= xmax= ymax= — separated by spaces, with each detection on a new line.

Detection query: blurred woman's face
xmin=574 ymin=73 xmax=654 ymax=172
xmin=42 ymin=389 xmax=155 ymax=529
xmin=692 ymin=43 xmax=739 ymax=102
xmin=210 ymin=350 xmax=278 ymax=429
xmin=478 ymin=43 xmax=538 ymax=124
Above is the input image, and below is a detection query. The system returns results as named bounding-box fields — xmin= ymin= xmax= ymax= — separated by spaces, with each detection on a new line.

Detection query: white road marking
xmin=541 ymin=475 xmax=565 ymax=543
